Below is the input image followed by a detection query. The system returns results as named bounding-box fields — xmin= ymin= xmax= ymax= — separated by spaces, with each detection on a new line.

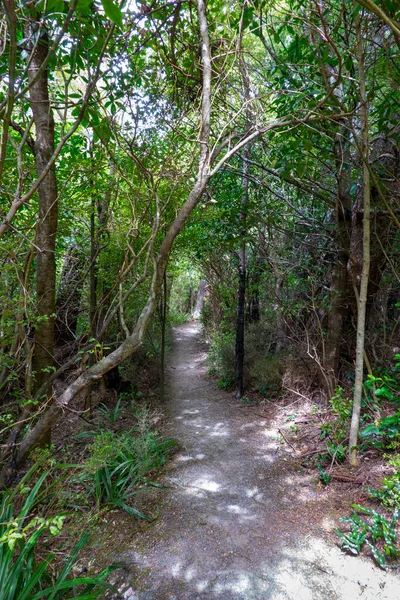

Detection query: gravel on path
xmin=117 ymin=322 xmax=400 ymax=600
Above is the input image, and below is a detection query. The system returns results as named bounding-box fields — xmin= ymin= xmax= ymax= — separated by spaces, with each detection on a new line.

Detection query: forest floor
xmin=109 ymin=322 xmax=400 ymax=599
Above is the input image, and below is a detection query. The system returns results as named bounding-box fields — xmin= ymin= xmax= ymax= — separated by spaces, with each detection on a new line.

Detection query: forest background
xmin=1 ymin=0 xmax=400 ymax=590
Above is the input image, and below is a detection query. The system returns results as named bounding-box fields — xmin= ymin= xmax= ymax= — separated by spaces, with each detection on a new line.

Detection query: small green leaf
xmin=101 ymin=0 xmax=123 ymax=26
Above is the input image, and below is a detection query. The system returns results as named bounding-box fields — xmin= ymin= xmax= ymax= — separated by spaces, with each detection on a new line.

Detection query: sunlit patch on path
xmin=119 ymin=322 xmax=400 ymax=599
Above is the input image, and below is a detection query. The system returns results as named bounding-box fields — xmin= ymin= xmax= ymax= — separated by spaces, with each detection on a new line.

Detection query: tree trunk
xmin=159 ymin=271 xmax=168 ymax=401
xmin=55 ymin=244 xmax=83 ymax=346
xmin=235 ymin=156 xmax=249 ymax=400
xmin=193 ymin=279 xmax=207 ymax=319
xmin=349 ymin=17 xmax=371 ymax=467
xmin=90 ymin=160 xmax=113 ymax=339
xmin=325 ymin=127 xmax=352 ymax=396
xmin=28 ymin=27 xmax=58 ymax=439
xmin=0 ymin=0 xmax=213 ymax=483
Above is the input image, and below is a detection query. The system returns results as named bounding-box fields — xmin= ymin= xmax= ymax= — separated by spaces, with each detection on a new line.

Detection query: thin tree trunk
xmin=90 ymin=183 xmax=98 ymax=339
xmin=349 ymin=17 xmax=371 ymax=467
xmin=235 ymin=157 xmax=249 ymax=400
xmin=159 ymin=271 xmax=168 ymax=401
xmin=193 ymin=279 xmax=207 ymax=319
xmin=28 ymin=26 xmax=58 ymax=440
xmin=55 ymin=244 xmax=83 ymax=346
xmin=269 ymin=228 xmax=285 ymax=352
xmin=325 ymin=127 xmax=352 ymax=396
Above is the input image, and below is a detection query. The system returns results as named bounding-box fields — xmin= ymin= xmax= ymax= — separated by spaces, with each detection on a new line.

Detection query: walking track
xmin=118 ymin=322 xmax=400 ymax=599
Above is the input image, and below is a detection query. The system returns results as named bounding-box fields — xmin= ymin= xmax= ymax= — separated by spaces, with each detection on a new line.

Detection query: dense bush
xmin=207 ymin=331 xmax=235 ymax=389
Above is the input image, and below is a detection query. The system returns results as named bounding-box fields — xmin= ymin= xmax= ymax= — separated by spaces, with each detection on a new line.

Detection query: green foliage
xmin=0 ymin=472 xmax=116 ymax=599
xmin=96 ymin=397 xmax=123 ymax=426
xmin=360 ymin=412 xmax=400 ymax=449
xmin=81 ymin=422 xmax=177 ymax=519
xmin=250 ymin=354 xmax=283 ymax=398
xmin=207 ymin=331 xmax=235 ymax=389
xmin=169 ymin=312 xmax=190 ymax=327
xmin=364 ymin=373 xmax=399 ymax=403
xmin=368 ymin=455 xmax=400 ymax=510
xmin=169 ymin=260 xmax=201 ymax=318
xmin=317 ymin=464 xmax=331 ymax=485
xmin=320 ymin=388 xmax=351 ymax=445
xmin=336 ymin=505 xmax=399 ymax=569
xmin=101 ymin=0 xmax=123 ymax=27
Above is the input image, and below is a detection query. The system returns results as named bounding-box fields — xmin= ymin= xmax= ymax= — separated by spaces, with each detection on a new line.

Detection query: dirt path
xmin=118 ymin=323 xmax=399 ymax=599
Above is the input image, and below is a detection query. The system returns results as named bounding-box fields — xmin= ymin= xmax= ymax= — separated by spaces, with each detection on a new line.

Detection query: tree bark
xmin=235 ymin=156 xmax=249 ymax=400
xmin=193 ymin=279 xmax=207 ymax=319
xmin=55 ymin=244 xmax=84 ymax=346
xmin=0 ymin=0 xmax=213 ymax=482
xmin=349 ymin=17 xmax=371 ymax=467
xmin=159 ymin=271 xmax=168 ymax=401
xmin=325 ymin=127 xmax=352 ymax=396
xmin=28 ymin=26 xmax=58 ymax=427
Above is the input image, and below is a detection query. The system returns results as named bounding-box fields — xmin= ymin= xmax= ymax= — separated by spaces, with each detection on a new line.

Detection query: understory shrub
xmin=169 ymin=311 xmax=190 ymax=327
xmin=368 ymin=454 xmax=400 ymax=510
xmin=320 ymin=387 xmax=352 ymax=445
xmin=81 ymin=425 xmax=177 ymax=519
xmin=0 ymin=471 xmax=115 ymax=599
xmin=250 ymin=354 xmax=283 ymax=398
xmin=318 ymin=388 xmax=351 ymax=464
xmin=361 ymin=411 xmax=400 ymax=450
xmin=207 ymin=331 xmax=235 ymax=389
xmin=336 ymin=505 xmax=399 ymax=569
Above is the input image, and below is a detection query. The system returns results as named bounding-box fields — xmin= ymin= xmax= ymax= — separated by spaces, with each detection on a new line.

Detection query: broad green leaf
xmin=101 ymin=0 xmax=123 ymax=26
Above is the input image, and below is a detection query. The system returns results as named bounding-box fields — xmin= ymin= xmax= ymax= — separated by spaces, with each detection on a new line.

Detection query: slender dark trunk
xmin=325 ymin=127 xmax=352 ymax=396
xmin=55 ymin=244 xmax=83 ymax=346
xmin=90 ymin=192 xmax=98 ymax=339
xmin=160 ymin=271 xmax=168 ymax=400
xmin=235 ymin=156 xmax=249 ymax=400
xmin=28 ymin=27 xmax=58 ymax=445
xmin=235 ymin=238 xmax=246 ymax=400
xmin=248 ymin=258 xmax=261 ymax=323
xmin=268 ymin=227 xmax=285 ymax=352
xmin=349 ymin=16 xmax=371 ymax=467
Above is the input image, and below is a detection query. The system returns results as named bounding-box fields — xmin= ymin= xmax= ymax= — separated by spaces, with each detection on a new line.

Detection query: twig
xmin=284 ymin=386 xmax=311 ymax=402
xmin=278 ymin=428 xmax=297 ymax=452
xmin=329 ymin=474 xmax=364 ymax=484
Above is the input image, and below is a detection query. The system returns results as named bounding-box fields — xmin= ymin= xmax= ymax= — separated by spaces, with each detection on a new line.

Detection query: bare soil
xmin=107 ymin=322 xmax=400 ymax=599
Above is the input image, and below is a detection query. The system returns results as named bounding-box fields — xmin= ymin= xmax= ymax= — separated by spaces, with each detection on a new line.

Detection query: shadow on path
xmin=119 ymin=323 xmax=399 ymax=599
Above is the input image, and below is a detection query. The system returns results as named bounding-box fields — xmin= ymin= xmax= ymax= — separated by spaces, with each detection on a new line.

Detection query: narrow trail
xmin=120 ymin=323 xmax=399 ymax=599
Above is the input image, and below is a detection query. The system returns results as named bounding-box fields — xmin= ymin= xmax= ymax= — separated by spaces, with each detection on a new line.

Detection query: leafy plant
xmin=81 ymin=428 xmax=177 ymax=519
xmin=317 ymin=464 xmax=331 ymax=485
xmin=368 ymin=454 xmax=400 ymax=510
xmin=169 ymin=311 xmax=190 ymax=327
xmin=207 ymin=331 xmax=235 ymax=389
xmin=320 ymin=387 xmax=351 ymax=445
xmin=238 ymin=395 xmax=258 ymax=406
xmin=364 ymin=373 xmax=399 ymax=403
xmin=360 ymin=412 xmax=400 ymax=449
xmin=96 ymin=397 xmax=123 ymax=426
xmin=336 ymin=505 xmax=399 ymax=569
xmin=0 ymin=471 xmax=116 ymax=599
xmin=326 ymin=441 xmax=346 ymax=464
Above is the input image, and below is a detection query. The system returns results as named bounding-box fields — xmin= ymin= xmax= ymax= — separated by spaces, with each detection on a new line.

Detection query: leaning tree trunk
xmin=28 ymin=26 xmax=58 ymax=433
xmin=349 ymin=17 xmax=371 ymax=467
xmin=0 ymin=0 xmax=213 ymax=484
